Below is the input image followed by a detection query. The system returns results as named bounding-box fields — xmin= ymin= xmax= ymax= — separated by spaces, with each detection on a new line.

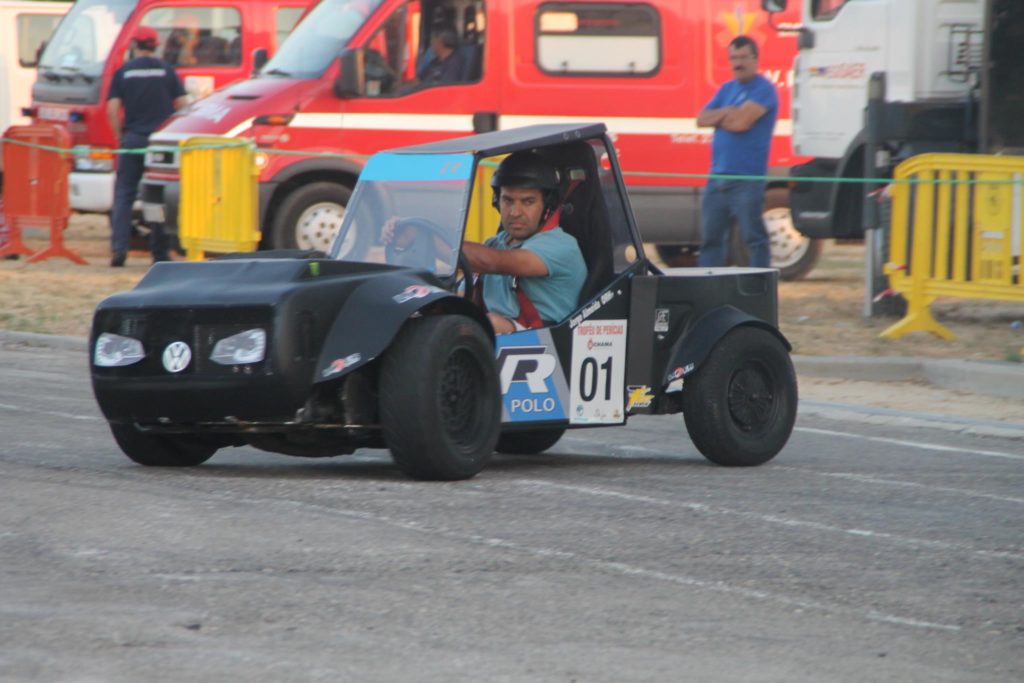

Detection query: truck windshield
xmin=260 ymin=0 xmax=384 ymax=80
xmin=330 ymin=153 xmax=473 ymax=277
xmin=38 ymin=0 xmax=136 ymax=79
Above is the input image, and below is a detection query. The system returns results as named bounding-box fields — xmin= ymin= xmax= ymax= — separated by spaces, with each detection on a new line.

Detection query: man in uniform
xmin=106 ymin=26 xmax=188 ymax=266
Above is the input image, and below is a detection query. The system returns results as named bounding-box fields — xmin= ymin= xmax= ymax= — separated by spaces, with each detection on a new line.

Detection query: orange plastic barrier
xmin=1 ymin=125 xmax=86 ymax=264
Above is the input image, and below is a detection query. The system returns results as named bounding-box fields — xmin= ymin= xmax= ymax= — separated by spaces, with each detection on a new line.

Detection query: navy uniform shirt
xmin=107 ymin=55 xmax=186 ymax=135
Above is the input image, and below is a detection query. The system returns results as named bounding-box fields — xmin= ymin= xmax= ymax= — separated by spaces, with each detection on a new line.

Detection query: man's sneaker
xmin=110 ymin=252 xmax=127 ymax=267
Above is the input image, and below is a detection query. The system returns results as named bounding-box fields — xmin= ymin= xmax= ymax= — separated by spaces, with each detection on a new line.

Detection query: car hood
xmin=155 ymin=78 xmax=322 ymax=138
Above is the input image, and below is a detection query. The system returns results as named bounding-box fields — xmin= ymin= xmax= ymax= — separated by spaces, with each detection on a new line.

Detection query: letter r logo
xmin=496 ymin=346 xmax=557 ymax=394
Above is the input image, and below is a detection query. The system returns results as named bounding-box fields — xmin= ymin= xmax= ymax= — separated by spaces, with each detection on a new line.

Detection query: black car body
xmin=91 ymin=123 xmax=797 ymax=479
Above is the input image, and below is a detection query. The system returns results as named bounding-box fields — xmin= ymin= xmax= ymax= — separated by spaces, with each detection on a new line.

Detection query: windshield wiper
xmin=262 ymin=68 xmax=292 ymax=77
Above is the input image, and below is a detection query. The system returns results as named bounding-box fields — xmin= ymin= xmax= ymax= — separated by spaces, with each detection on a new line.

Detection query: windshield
xmin=38 ymin=0 xmax=136 ymax=78
xmin=330 ymin=153 xmax=473 ymax=277
xmin=260 ymin=0 xmax=384 ymax=79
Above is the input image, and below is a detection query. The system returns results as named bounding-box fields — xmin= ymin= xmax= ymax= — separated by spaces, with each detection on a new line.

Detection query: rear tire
xmin=110 ymin=424 xmax=217 ymax=467
xmin=496 ymin=428 xmax=566 ymax=455
xmin=682 ymin=326 xmax=797 ymax=467
xmin=379 ymin=315 xmax=500 ymax=480
xmin=270 ymin=182 xmax=358 ymax=255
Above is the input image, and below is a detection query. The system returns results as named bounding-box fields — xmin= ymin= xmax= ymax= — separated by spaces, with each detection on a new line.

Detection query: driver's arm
xmin=462 ymin=241 xmax=549 ymax=277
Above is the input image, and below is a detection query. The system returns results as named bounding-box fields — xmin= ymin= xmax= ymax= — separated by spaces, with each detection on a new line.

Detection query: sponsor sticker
xmin=393 ymin=284 xmax=443 ymax=304
xmin=626 ymin=385 xmax=655 ymax=412
xmin=654 ymin=308 xmax=669 ymax=333
xmin=322 ymin=352 xmax=362 ymax=378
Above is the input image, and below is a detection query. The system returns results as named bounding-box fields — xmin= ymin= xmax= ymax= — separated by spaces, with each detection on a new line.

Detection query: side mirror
xmin=334 ymin=48 xmax=365 ymax=99
xmin=761 ymin=0 xmax=787 ymax=11
xmin=29 ymin=40 xmax=47 ymax=68
xmin=251 ymin=47 xmax=268 ymax=75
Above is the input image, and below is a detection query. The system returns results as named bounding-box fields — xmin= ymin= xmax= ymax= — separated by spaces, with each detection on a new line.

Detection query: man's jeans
xmin=111 ymin=131 xmax=169 ymax=259
xmin=698 ymin=178 xmax=771 ymax=268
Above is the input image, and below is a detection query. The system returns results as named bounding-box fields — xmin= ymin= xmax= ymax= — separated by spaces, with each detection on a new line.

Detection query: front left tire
xmin=110 ymin=424 xmax=218 ymax=467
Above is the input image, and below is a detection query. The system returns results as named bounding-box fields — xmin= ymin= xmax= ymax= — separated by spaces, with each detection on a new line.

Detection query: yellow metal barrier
xmin=882 ymin=153 xmax=1024 ymax=340
xmin=178 ymin=137 xmax=260 ymax=260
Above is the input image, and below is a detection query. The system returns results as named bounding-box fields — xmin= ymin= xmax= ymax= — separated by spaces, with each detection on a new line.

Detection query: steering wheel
xmin=384 ymin=217 xmax=473 ymax=294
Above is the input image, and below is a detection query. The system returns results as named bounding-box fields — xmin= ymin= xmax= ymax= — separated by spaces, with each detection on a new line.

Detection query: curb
xmin=3 ymin=331 xmax=1023 ymax=402
xmin=793 ymin=355 xmax=1024 ymax=402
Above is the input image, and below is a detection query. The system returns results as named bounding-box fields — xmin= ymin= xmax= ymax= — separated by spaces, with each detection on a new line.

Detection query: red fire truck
xmin=143 ymin=0 xmax=820 ymax=278
xmin=28 ymin=0 xmax=313 ymax=214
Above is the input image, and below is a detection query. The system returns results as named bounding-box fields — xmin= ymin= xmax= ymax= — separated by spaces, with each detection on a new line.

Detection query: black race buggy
xmin=90 ymin=123 xmax=797 ymax=480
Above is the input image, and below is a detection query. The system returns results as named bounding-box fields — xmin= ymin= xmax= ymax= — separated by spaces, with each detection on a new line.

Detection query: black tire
xmin=682 ymin=326 xmax=797 ymax=467
xmin=110 ymin=424 xmax=217 ymax=467
xmin=379 ymin=315 xmax=500 ymax=480
xmin=495 ymin=428 xmax=566 ymax=455
xmin=270 ymin=182 xmax=359 ymax=255
xmin=729 ymin=188 xmax=823 ymax=281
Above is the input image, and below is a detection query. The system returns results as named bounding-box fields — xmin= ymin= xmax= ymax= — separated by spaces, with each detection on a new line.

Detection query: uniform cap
xmin=132 ymin=26 xmax=159 ymax=48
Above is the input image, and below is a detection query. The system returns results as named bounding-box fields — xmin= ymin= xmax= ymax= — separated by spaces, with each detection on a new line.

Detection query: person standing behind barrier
xmin=106 ymin=26 xmax=188 ymax=267
xmin=696 ymin=35 xmax=778 ymax=268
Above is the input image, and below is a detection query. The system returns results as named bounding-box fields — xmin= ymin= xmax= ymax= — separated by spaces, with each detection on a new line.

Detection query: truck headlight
xmin=94 ymin=333 xmax=145 ymax=367
xmin=73 ymin=150 xmax=115 ymax=172
xmin=211 ymin=329 xmax=267 ymax=365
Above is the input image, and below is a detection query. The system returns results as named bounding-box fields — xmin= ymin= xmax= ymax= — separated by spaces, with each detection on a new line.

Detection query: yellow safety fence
xmin=464 ymin=156 xmax=502 ymax=244
xmin=178 ymin=136 xmax=260 ymax=260
xmin=883 ymin=153 xmax=1024 ymax=340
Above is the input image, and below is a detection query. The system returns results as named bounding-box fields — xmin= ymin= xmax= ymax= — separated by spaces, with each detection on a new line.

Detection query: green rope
xmin=2 ymin=136 xmax=1022 ymax=185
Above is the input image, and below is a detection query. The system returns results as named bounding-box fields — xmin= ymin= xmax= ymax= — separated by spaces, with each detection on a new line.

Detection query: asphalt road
xmin=2 ymin=338 xmax=1022 ymax=682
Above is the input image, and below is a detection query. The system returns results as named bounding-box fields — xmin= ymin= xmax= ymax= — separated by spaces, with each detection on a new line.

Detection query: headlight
xmin=73 ymin=153 xmax=115 ymax=172
xmin=94 ymin=333 xmax=145 ymax=367
xmin=211 ymin=329 xmax=266 ymax=365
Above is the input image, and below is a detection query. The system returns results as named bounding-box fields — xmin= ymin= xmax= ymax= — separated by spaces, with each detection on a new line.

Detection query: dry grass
xmin=2 ymin=215 xmax=1023 ymax=362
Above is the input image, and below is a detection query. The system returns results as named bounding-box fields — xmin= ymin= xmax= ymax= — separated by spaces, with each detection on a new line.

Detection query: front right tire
xmin=379 ymin=315 xmax=500 ymax=480
xmin=110 ymin=424 xmax=217 ymax=467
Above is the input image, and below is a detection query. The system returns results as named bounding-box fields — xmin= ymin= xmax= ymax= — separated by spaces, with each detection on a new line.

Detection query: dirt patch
xmin=4 ymin=216 xmax=1023 ymax=362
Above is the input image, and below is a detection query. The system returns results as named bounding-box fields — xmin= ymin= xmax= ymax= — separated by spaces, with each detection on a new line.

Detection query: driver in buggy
xmin=385 ymin=152 xmax=587 ymax=333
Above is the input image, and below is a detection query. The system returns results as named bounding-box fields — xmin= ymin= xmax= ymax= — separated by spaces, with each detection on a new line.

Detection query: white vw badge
xmin=162 ymin=341 xmax=192 ymax=373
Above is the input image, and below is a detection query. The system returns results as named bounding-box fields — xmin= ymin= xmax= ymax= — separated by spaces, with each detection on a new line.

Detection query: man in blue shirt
xmin=696 ymin=35 xmax=778 ymax=268
xmin=106 ymin=26 xmax=188 ymax=267
xmin=462 ymin=152 xmax=586 ymax=333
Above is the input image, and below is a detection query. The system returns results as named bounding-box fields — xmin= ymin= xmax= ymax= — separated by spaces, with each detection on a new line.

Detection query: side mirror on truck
xmin=334 ymin=48 xmax=366 ymax=99
xmin=761 ymin=0 xmax=787 ymax=11
xmin=251 ymin=47 xmax=269 ymax=76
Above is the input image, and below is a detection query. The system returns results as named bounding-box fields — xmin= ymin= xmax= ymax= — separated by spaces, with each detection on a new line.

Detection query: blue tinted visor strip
xmin=360 ymin=153 xmax=474 ymax=182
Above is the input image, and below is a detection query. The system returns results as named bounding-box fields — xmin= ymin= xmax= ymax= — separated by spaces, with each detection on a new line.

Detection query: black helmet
xmin=490 ymin=151 xmax=561 ymax=213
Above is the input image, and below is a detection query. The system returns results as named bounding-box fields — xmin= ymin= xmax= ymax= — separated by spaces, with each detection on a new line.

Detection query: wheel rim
xmin=727 ymin=360 xmax=777 ymax=434
xmin=439 ymin=347 xmax=484 ymax=446
xmin=765 ymin=207 xmax=811 ymax=269
xmin=296 ymin=201 xmax=345 ymax=253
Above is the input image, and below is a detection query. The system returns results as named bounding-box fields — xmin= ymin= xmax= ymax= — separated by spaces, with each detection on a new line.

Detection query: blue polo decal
xmin=494 ymin=329 xmax=568 ymax=423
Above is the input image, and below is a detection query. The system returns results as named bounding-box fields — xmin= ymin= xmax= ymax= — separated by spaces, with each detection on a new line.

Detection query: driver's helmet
xmin=490 ymin=151 xmax=561 ymax=214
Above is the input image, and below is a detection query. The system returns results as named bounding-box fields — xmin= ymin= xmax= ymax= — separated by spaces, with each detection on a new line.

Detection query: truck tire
xmin=110 ymin=424 xmax=217 ymax=467
xmin=729 ymin=188 xmax=823 ymax=281
xmin=681 ymin=326 xmax=797 ymax=467
xmin=270 ymin=182 xmax=360 ymax=255
xmin=496 ymin=428 xmax=566 ymax=455
xmin=379 ymin=315 xmax=500 ymax=480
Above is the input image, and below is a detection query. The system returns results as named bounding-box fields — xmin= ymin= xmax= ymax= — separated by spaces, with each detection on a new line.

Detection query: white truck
xmin=0 ymin=0 xmax=69 ymax=185
xmin=762 ymin=0 xmax=1021 ymax=240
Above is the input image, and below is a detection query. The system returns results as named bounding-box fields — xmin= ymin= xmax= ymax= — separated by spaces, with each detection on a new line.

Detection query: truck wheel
xmin=271 ymin=182 xmax=361 ymax=256
xmin=682 ymin=326 xmax=797 ymax=467
xmin=379 ymin=315 xmax=500 ymax=480
xmin=729 ymin=188 xmax=823 ymax=281
xmin=110 ymin=424 xmax=217 ymax=467
xmin=496 ymin=428 xmax=566 ymax=455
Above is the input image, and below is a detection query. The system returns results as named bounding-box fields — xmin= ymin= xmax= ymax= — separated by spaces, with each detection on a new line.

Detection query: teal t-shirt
xmin=482 ymin=227 xmax=586 ymax=324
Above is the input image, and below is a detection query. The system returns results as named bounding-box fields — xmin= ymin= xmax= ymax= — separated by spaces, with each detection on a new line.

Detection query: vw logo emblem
xmin=162 ymin=341 xmax=192 ymax=373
